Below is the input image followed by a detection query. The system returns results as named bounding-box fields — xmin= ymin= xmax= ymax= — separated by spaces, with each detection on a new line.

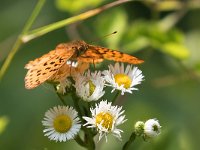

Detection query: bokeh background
xmin=1 ymin=0 xmax=200 ymax=150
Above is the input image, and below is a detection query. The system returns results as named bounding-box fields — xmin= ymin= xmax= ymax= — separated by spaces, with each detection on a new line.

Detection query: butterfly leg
xmin=92 ymin=59 xmax=96 ymax=69
xmin=66 ymin=60 xmax=78 ymax=76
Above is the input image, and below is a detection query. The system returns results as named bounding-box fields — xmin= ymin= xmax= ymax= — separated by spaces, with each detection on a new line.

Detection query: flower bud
xmin=143 ymin=119 xmax=161 ymax=139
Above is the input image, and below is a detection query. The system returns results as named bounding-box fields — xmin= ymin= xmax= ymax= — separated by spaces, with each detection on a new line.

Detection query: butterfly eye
xmin=76 ymin=46 xmax=87 ymax=56
xmin=79 ymin=46 xmax=85 ymax=51
xmin=71 ymin=46 xmax=76 ymax=50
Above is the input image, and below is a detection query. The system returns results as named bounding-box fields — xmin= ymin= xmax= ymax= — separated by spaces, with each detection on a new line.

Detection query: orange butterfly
xmin=24 ymin=40 xmax=144 ymax=89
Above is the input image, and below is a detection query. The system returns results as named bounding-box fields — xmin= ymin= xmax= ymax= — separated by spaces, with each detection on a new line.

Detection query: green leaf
xmin=161 ymin=42 xmax=189 ymax=60
xmin=55 ymin=0 xmax=104 ymax=13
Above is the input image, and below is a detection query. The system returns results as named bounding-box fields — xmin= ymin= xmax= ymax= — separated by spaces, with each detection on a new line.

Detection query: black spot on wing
xmin=45 ymin=67 xmax=51 ymax=70
xmin=50 ymin=61 xmax=55 ymax=64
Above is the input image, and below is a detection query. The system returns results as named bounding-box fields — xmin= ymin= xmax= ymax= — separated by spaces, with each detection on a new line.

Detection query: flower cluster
xmin=41 ymin=62 xmax=161 ymax=147
xmin=57 ymin=62 xmax=144 ymax=97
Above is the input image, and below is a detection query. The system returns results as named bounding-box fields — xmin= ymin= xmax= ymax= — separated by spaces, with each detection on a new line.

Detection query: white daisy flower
xmin=103 ymin=63 xmax=144 ymax=95
xmin=42 ymin=106 xmax=81 ymax=142
xmin=75 ymin=70 xmax=105 ymax=102
xmin=144 ymin=119 xmax=161 ymax=139
xmin=83 ymin=100 xmax=127 ymax=142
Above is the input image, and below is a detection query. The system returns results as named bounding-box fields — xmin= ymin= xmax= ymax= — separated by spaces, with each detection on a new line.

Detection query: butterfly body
xmin=25 ymin=40 xmax=143 ymax=89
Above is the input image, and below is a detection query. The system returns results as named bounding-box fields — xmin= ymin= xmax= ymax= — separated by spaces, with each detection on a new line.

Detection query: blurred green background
xmin=0 ymin=0 xmax=200 ymax=150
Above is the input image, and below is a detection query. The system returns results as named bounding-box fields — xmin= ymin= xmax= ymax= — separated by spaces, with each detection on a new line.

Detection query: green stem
xmin=0 ymin=0 xmax=46 ymax=81
xmin=71 ymin=92 xmax=95 ymax=149
xmin=56 ymin=92 xmax=67 ymax=106
xmin=22 ymin=0 xmax=46 ymax=34
xmin=87 ymin=138 xmax=95 ymax=150
xmin=0 ymin=38 xmax=22 ymax=81
xmin=21 ymin=0 xmax=132 ymax=42
xmin=112 ymin=90 xmax=121 ymax=104
xmin=84 ymin=127 xmax=95 ymax=150
xmin=122 ymin=132 xmax=137 ymax=150
xmin=75 ymin=135 xmax=87 ymax=148
xmin=53 ymin=85 xmax=67 ymax=105
xmin=71 ymin=92 xmax=85 ymax=122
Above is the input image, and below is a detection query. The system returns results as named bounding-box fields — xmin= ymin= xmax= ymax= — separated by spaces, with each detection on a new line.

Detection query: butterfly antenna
xmin=90 ymin=31 xmax=117 ymax=44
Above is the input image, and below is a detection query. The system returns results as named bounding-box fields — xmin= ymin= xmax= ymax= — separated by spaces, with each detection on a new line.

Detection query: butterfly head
xmin=71 ymin=40 xmax=89 ymax=56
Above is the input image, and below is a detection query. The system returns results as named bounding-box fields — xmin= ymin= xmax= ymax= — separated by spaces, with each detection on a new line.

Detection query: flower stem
xmin=71 ymin=92 xmax=95 ymax=150
xmin=75 ymin=135 xmax=87 ymax=148
xmin=72 ymin=93 xmax=84 ymax=121
xmin=57 ymin=93 xmax=67 ymax=105
xmin=53 ymin=85 xmax=67 ymax=106
xmin=112 ymin=90 xmax=121 ymax=104
xmin=22 ymin=0 xmax=132 ymax=42
xmin=122 ymin=132 xmax=137 ymax=150
xmin=87 ymin=139 xmax=95 ymax=150
xmin=0 ymin=0 xmax=46 ymax=81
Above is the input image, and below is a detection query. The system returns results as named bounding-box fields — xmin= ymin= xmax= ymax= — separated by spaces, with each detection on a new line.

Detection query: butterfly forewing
xmin=80 ymin=45 xmax=144 ymax=64
xmin=25 ymin=50 xmax=56 ymax=69
xmin=25 ymin=48 xmax=75 ymax=89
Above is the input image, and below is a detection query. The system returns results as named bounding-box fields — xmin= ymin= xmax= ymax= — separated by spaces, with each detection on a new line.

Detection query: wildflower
xmin=144 ymin=119 xmax=161 ymax=139
xmin=103 ymin=63 xmax=144 ymax=95
xmin=83 ymin=100 xmax=126 ymax=142
xmin=42 ymin=106 xmax=81 ymax=142
xmin=75 ymin=71 xmax=105 ymax=102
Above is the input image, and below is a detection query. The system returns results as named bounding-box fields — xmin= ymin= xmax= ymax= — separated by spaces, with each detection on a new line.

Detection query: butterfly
xmin=24 ymin=40 xmax=144 ymax=89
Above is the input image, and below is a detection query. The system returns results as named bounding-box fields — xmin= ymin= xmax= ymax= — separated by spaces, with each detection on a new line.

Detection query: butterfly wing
xmin=24 ymin=48 xmax=75 ymax=89
xmin=25 ymin=50 xmax=56 ymax=69
xmin=77 ymin=48 xmax=104 ymax=63
xmin=83 ymin=45 xmax=144 ymax=64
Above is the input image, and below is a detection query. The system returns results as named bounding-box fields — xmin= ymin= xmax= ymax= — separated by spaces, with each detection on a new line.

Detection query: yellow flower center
xmin=114 ymin=74 xmax=132 ymax=89
xmin=95 ymin=112 xmax=113 ymax=130
xmin=53 ymin=115 xmax=72 ymax=133
xmin=88 ymin=80 xmax=96 ymax=96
